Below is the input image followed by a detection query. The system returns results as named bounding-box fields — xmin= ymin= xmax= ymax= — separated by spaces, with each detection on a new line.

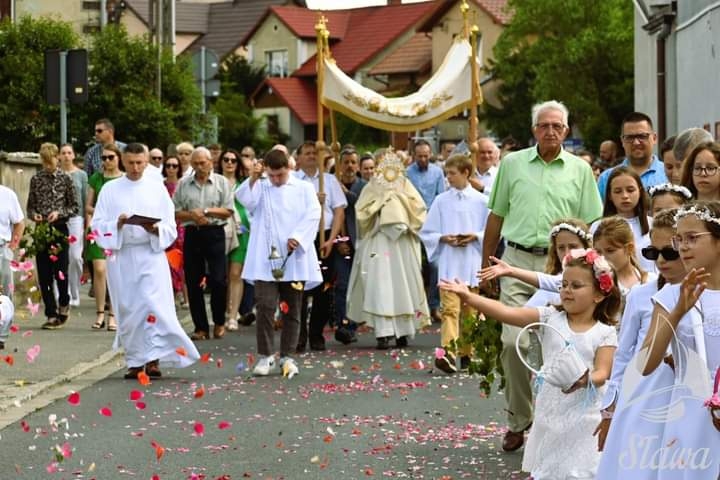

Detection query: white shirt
xmin=0 ymin=186 xmax=24 ymax=243
xmin=145 ymin=164 xmax=164 ymax=183
xmin=419 ymin=185 xmax=489 ymax=286
xmin=293 ymin=169 xmax=347 ymax=231
xmin=237 ymin=176 xmax=323 ymax=289
xmin=474 ymin=165 xmax=498 ymax=195
xmin=590 ymin=216 xmax=654 ymax=273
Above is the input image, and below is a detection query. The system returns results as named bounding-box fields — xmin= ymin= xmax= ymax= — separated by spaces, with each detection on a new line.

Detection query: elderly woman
xmin=27 ymin=143 xmax=78 ymax=330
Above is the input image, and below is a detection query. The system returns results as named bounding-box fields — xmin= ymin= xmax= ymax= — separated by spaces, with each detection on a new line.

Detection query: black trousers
xmin=36 ymin=222 xmax=70 ymax=318
xmin=299 ymin=230 xmax=337 ymax=347
xmin=183 ymin=225 xmax=227 ymax=332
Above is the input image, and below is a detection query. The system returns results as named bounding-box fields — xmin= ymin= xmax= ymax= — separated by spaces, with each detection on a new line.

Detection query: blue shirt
xmin=597 ymin=156 xmax=667 ymax=200
xmin=406 ymin=162 xmax=445 ymax=208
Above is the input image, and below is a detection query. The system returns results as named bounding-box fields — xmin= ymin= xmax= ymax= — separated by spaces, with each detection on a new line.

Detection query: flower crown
xmin=562 ymin=248 xmax=614 ymax=294
xmin=550 ymin=223 xmax=592 ymax=242
xmin=673 ymin=205 xmax=720 ymax=228
xmin=648 ymin=183 xmax=692 ymax=199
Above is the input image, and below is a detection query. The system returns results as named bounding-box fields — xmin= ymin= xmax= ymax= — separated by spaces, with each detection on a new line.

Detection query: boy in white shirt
xmin=420 ymin=154 xmax=490 ymax=373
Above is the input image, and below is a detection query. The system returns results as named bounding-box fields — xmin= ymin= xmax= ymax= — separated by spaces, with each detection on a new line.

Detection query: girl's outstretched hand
xmin=438 ymin=279 xmax=470 ymax=299
xmin=675 ymin=268 xmax=709 ymax=316
xmin=478 ymin=256 xmax=510 ymax=282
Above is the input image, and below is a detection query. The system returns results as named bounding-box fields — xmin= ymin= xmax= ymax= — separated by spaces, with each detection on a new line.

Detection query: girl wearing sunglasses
xmin=595 ymin=208 xmax=687 ymax=478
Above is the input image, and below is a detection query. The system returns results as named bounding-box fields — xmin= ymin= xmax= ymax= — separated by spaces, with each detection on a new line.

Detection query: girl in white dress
xmin=649 ymin=183 xmax=692 ymax=216
xmin=641 ymin=201 xmax=720 ymax=479
xmin=441 ymin=249 xmax=620 ymax=479
xmin=593 ymin=166 xmax=654 ymax=272
xmin=479 ymin=218 xmax=593 ymax=306
xmin=595 ymin=209 xmax=686 ymax=479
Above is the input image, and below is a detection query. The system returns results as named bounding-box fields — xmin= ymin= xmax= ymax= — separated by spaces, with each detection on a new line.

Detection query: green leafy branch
xmin=19 ymin=223 xmax=66 ymax=259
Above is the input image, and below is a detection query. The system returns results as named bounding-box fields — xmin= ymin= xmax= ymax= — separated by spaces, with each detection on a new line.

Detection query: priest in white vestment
xmin=91 ymin=143 xmax=200 ymax=379
xmin=238 ymin=149 xmax=322 ymax=378
xmin=347 ymin=150 xmax=430 ymax=350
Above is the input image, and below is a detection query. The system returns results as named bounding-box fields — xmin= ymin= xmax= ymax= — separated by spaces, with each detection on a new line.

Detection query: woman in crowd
xmin=27 ymin=142 xmax=78 ymax=330
xmin=85 ymin=143 xmax=123 ymax=331
xmin=162 ymin=154 xmax=188 ymax=308
xmin=58 ymin=143 xmax=87 ymax=307
xmin=217 ymin=148 xmax=251 ymax=330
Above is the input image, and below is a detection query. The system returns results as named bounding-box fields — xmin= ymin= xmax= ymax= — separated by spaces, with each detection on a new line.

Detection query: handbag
xmin=224 ymin=210 xmax=241 ymax=254
xmin=516 ymin=322 xmax=589 ymax=391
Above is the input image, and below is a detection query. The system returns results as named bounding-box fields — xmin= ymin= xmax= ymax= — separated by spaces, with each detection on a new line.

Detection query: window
xmin=265 ymin=50 xmax=288 ymax=78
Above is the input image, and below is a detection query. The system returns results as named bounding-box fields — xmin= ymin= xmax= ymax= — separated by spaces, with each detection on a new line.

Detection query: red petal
xmin=138 ymin=371 xmax=151 ymax=386
xmin=200 ymin=353 xmax=211 ymax=363
xmin=147 ymin=314 xmax=157 ymax=324
xmin=129 ymin=390 xmax=144 ymax=401
xmin=99 ymin=406 xmax=112 ymax=417
xmin=67 ymin=392 xmax=80 ymax=406
xmin=218 ymin=421 xmax=231 ymax=430
xmin=193 ymin=422 xmax=205 ymax=436
xmin=135 ymin=401 xmax=147 ymax=410
xmin=194 ymin=385 xmax=205 ymax=398
xmin=175 ymin=347 xmax=187 ymax=357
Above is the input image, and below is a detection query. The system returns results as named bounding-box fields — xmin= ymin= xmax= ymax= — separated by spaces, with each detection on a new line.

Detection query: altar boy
xmin=420 ymin=154 xmax=490 ymax=374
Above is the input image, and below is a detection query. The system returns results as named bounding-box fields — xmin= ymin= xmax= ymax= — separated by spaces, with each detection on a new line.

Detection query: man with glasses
xmin=481 ymin=100 xmax=603 ymax=452
xmin=149 ymin=148 xmax=164 ymax=168
xmin=597 ymin=112 xmax=668 ymax=201
xmin=84 ymin=118 xmax=126 ymax=177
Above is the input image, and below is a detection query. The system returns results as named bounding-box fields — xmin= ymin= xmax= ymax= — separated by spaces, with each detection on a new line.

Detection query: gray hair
xmin=191 ymin=146 xmax=211 ymax=161
xmin=531 ymin=100 xmax=569 ymax=127
xmin=673 ymin=128 xmax=714 ymax=162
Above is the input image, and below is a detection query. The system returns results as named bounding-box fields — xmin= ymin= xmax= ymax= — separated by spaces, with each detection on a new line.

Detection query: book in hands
xmin=125 ymin=215 xmax=160 ymax=226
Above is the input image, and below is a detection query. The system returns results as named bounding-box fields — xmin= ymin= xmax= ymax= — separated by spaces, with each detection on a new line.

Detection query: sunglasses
xmin=165 ymin=163 xmax=179 ymax=169
xmin=151 ymin=156 xmax=163 ymax=160
xmin=101 ymin=154 xmax=116 ymax=161
xmin=95 ymin=128 xmax=105 ymax=133
xmin=641 ymin=246 xmax=680 ymax=261
xmin=222 ymin=156 xmax=238 ymax=164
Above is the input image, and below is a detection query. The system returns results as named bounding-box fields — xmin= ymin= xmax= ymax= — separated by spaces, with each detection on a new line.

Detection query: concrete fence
xmin=0 ymin=152 xmax=43 ymax=215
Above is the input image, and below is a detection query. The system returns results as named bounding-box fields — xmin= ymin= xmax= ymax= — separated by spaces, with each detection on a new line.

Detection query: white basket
xmin=515 ymin=322 xmax=588 ymax=391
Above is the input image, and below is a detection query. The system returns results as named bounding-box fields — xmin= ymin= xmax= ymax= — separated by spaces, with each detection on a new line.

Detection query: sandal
xmin=92 ymin=311 xmax=106 ymax=330
xmin=107 ymin=313 xmax=117 ymax=332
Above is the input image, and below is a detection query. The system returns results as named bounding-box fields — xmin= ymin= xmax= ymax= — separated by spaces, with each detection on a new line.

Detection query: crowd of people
xmin=1 ymin=102 xmax=719 ymax=478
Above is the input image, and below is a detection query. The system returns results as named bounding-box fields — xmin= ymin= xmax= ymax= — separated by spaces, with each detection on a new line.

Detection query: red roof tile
xmin=239 ymin=6 xmax=348 ymax=47
xmin=476 ymin=0 xmax=512 ymax=25
xmin=368 ymin=33 xmax=432 ymax=75
xmin=292 ymin=2 xmax=437 ymax=77
xmin=253 ymin=77 xmax=318 ymax=125
xmin=417 ymin=0 xmax=512 ymax=32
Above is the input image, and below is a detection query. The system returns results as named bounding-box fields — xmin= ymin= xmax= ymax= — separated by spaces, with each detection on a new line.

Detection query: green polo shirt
xmin=173 ymin=172 xmax=234 ymax=226
xmin=488 ymin=146 xmax=602 ymax=248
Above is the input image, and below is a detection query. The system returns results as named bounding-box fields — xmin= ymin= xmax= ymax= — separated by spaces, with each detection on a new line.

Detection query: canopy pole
xmin=462 ymin=0 xmax=480 ymax=171
xmin=315 ymin=15 xmax=328 ymax=250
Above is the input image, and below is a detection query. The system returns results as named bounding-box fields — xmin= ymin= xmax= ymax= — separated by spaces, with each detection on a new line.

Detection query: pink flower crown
xmin=562 ymin=248 xmax=615 ymax=294
xmin=705 ymin=367 xmax=720 ymax=409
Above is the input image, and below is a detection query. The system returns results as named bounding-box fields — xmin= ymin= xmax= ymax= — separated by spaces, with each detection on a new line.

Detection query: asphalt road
xmin=0 ymin=318 xmax=525 ymax=479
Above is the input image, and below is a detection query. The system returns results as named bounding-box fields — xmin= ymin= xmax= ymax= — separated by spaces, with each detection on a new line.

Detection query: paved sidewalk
xmin=0 ymin=291 xmax=192 ymax=426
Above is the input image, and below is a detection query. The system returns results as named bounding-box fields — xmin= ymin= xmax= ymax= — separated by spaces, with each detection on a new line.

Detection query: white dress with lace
xmin=522 ymin=307 xmax=618 ymax=479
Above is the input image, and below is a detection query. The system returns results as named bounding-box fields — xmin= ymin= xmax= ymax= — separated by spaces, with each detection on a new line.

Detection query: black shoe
xmin=309 ymin=340 xmax=326 ymax=351
xmin=376 ymin=337 xmax=390 ymax=350
xmin=42 ymin=318 xmax=63 ymax=330
xmin=123 ymin=366 xmax=144 ymax=379
xmin=395 ymin=336 xmax=408 ymax=348
xmin=0 ymin=341 xmax=4 ymax=350
xmin=460 ymin=356 xmax=471 ymax=371
xmin=434 ymin=353 xmax=457 ymax=374
xmin=239 ymin=312 xmax=256 ymax=326
xmin=335 ymin=326 xmax=357 ymax=345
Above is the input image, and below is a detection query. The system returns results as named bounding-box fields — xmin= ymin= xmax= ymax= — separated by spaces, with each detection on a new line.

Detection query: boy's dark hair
xmin=264 ymin=148 xmax=289 ymax=170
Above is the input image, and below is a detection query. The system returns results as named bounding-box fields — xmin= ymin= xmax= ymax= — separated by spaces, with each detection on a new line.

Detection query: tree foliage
xmin=0 ymin=16 xmax=78 ymax=151
xmin=483 ymin=0 xmax=634 ymax=151
xmin=0 ymin=17 xmax=201 ymax=153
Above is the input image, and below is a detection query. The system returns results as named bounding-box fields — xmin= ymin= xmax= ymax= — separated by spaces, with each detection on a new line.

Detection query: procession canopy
xmin=320 ymin=36 xmax=482 ymax=132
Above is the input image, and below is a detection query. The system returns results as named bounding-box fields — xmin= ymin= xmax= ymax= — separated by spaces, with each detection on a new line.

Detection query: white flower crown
xmin=550 ymin=223 xmax=592 ymax=242
xmin=674 ymin=204 xmax=720 ymax=227
xmin=648 ymin=183 xmax=692 ymax=199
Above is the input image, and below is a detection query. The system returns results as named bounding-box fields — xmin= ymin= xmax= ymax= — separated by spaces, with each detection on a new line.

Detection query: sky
xmin=306 ymin=0 xmax=428 ymax=9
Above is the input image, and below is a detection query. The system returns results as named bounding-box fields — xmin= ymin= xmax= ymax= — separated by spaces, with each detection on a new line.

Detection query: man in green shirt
xmin=481 ymin=100 xmax=603 ymax=452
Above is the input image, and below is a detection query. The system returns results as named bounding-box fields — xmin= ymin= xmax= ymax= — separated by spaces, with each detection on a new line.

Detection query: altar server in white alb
xmin=420 ymin=154 xmax=490 ymax=374
xmin=91 ymin=143 xmax=200 ymax=380
xmin=237 ymin=149 xmax=322 ymax=378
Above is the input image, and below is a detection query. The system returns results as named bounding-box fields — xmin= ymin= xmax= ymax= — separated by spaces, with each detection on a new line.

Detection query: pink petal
xmin=22 ymin=330 xmax=33 ymax=338
xmin=46 ymin=462 xmax=59 ymax=473
xmin=67 ymin=392 xmax=80 ymax=406
xmin=218 ymin=421 xmax=231 ymax=430
xmin=193 ymin=422 xmax=204 ymax=436
xmin=49 ymin=255 xmax=58 ymax=262
xmin=129 ymin=390 xmax=144 ymax=401
xmin=25 ymin=344 xmax=40 ymax=363
xmin=67 ymin=235 xmax=77 ymax=244
xmin=57 ymin=271 xmax=65 ymax=281
xmin=9 ymin=324 xmax=19 ymax=333
xmin=434 ymin=347 xmax=446 ymax=360
xmin=99 ymin=406 xmax=112 ymax=417
xmin=60 ymin=442 xmax=72 ymax=459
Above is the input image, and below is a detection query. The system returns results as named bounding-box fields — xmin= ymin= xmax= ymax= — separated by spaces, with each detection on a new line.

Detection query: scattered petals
xmin=147 ymin=314 xmax=157 ymax=324
xmin=9 ymin=324 xmax=19 ymax=333
xmin=25 ymin=344 xmax=40 ymax=363
xmin=138 ymin=371 xmax=151 ymax=386
xmin=435 ymin=347 xmax=446 ymax=360
xmin=218 ymin=421 xmax=231 ymax=430
xmin=99 ymin=406 xmax=112 ymax=417
xmin=193 ymin=422 xmax=205 ymax=436
xmin=20 ymin=420 xmax=30 ymax=432
xmin=26 ymin=298 xmax=39 ymax=316
xmin=200 ymin=352 xmax=211 ymax=363
xmin=129 ymin=390 xmax=144 ymax=401
xmin=22 ymin=330 xmax=33 ymax=338
xmin=67 ymin=235 xmax=77 ymax=244
xmin=67 ymin=392 xmax=80 ymax=406
xmin=3 ymin=355 xmax=14 ymax=366
xmin=57 ymin=270 xmax=65 ymax=281
xmin=151 ymin=440 xmax=165 ymax=461
xmin=49 ymin=254 xmax=58 ymax=262
xmin=135 ymin=401 xmax=146 ymax=410
xmin=279 ymin=301 xmax=289 ymax=314
xmin=194 ymin=385 xmax=205 ymax=399
xmin=176 ymin=347 xmax=187 ymax=357
xmin=46 ymin=462 xmax=59 ymax=473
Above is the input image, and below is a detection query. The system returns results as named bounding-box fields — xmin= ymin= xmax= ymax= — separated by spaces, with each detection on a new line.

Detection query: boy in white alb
xmin=420 ymin=154 xmax=490 ymax=373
